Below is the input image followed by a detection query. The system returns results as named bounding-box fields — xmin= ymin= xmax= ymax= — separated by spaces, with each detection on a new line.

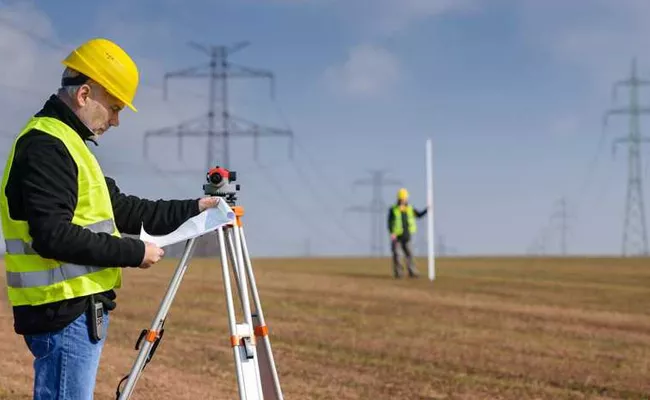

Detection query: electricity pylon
xmin=527 ymin=197 xmax=571 ymax=256
xmin=551 ymin=197 xmax=569 ymax=255
xmin=143 ymin=41 xmax=293 ymax=257
xmin=604 ymin=57 xmax=650 ymax=256
xmin=347 ymin=170 xmax=402 ymax=257
xmin=143 ymin=41 xmax=293 ymax=171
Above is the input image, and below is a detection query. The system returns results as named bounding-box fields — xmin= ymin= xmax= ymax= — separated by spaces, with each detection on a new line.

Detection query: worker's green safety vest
xmin=0 ymin=116 xmax=122 ymax=307
xmin=390 ymin=204 xmax=416 ymax=236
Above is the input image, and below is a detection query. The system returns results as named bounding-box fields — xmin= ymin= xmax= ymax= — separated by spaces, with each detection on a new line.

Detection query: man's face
xmin=74 ymin=82 xmax=124 ymax=139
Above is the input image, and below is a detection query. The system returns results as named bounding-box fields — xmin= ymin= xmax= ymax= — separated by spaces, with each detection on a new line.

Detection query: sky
xmin=1 ymin=0 xmax=650 ymax=257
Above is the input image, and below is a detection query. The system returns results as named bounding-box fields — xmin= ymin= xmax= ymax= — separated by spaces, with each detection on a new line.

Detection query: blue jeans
xmin=23 ymin=309 xmax=110 ymax=400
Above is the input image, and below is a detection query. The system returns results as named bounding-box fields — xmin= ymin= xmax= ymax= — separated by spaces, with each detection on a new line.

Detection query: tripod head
xmin=203 ymin=166 xmax=240 ymax=206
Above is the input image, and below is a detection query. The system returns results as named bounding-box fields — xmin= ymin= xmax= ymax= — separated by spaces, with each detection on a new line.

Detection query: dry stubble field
xmin=1 ymin=256 xmax=650 ymax=399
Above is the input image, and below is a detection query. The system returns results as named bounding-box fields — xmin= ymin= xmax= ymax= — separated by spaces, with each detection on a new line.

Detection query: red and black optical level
xmin=207 ymin=166 xmax=237 ymax=187
xmin=203 ymin=166 xmax=240 ymax=204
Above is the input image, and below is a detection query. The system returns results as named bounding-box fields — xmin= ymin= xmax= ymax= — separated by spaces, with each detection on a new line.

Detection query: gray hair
xmin=57 ymin=67 xmax=101 ymax=99
xmin=57 ymin=67 xmax=81 ymax=98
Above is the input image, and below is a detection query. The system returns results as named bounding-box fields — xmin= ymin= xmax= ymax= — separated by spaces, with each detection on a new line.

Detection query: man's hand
xmin=390 ymin=234 xmax=397 ymax=241
xmin=139 ymin=242 xmax=164 ymax=269
xmin=198 ymin=196 xmax=221 ymax=212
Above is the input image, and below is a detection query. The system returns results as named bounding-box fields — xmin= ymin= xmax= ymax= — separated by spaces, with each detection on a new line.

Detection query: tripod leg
xmin=225 ymin=227 xmax=247 ymax=312
xmin=217 ymin=227 xmax=263 ymax=400
xmin=230 ymin=225 xmax=254 ymax=330
xmin=116 ymin=237 xmax=198 ymax=400
xmin=238 ymin=225 xmax=284 ymax=400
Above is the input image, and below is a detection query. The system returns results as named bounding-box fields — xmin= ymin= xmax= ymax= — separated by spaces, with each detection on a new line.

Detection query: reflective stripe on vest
xmin=4 ymin=218 xmax=116 ymax=288
xmin=4 ymin=219 xmax=115 ymax=255
xmin=6 ymin=264 xmax=110 ymax=289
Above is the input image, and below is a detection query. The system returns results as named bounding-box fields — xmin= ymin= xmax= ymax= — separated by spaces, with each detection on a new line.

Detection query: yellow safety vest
xmin=390 ymin=204 xmax=417 ymax=236
xmin=0 ymin=116 xmax=122 ymax=307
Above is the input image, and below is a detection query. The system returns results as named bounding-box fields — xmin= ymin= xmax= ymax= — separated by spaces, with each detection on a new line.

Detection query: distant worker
xmin=387 ymin=188 xmax=428 ymax=278
xmin=0 ymin=38 xmax=221 ymax=399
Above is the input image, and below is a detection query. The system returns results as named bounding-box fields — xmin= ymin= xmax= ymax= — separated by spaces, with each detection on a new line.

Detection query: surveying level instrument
xmin=115 ymin=166 xmax=284 ymax=400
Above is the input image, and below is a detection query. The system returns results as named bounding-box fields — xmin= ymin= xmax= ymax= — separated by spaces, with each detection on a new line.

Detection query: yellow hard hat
xmin=397 ymin=188 xmax=409 ymax=200
xmin=61 ymin=38 xmax=139 ymax=112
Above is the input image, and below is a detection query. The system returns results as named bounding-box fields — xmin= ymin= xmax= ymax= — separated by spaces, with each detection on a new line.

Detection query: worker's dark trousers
xmin=391 ymin=237 xmax=419 ymax=278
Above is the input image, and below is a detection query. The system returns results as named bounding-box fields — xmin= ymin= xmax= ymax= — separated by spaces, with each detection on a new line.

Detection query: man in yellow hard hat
xmin=0 ymin=38 xmax=221 ymax=399
xmin=387 ymin=188 xmax=428 ymax=278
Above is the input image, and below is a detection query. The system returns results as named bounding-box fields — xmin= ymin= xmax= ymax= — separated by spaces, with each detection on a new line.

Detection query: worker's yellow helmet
xmin=397 ymin=188 xmax=409 ymax=200
xmin=61 ymin=38 xmax=139 ymax=112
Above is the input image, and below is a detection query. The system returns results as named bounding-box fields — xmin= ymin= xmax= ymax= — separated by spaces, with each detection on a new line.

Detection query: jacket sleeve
xmin=387 ymin=207 xmax=394 ymax=233
xmin=106 ymin=177 xmax=201 ymax=236
xmin=18 ymin=134 xmax=145 ymax=268
xmin=414 ymin=207 xmax=428 ymax=218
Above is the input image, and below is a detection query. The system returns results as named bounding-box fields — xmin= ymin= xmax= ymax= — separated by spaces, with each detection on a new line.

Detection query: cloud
xmin=362 ymin=0 xmax=480 ymax=35
xmin=258 ymin=0 xmax=480 ymax=36
xmin=93 ymin=2 xmax=180 ymax=56
xmin=518 ymin=0 xmax=650 ymax=90
xmin=0 ymin=2 xmax=68 ymax=117
xmin=317 ymin=0 xmax=478 ymax=99
xmin=0 ymin=1 xmax=212 ymax=187
xmin=323 ymin=44 xmax=400 ymax=97
xmin=0 ymin=1 xmax=68 ymax=253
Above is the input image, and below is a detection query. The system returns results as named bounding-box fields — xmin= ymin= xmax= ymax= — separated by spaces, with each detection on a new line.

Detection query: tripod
xmin=115 ymin=168 xmax=283 ymax=400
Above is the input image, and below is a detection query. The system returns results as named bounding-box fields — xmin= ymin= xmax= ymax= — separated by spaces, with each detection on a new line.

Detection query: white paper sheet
xmin=139 ymin=199 xmax=236 ymax=247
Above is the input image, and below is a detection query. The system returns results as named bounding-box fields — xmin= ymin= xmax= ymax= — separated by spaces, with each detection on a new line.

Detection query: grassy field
xmin=1 ymin=256 xmax=650 ymax=399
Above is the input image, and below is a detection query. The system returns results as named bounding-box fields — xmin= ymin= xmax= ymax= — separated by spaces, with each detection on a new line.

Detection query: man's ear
xmin=75 ymin=84 xmax=91 ymax=108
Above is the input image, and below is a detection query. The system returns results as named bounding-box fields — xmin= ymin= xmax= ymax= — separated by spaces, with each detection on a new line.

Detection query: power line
xmin=0 ymin=26 xmax=358 ymax=255
xmin=0 ymin=15 xmax=65 ymax=51
xmin=0 ymin=16 xmax=205 ymax=106
xmin=141 ymin=41 xmax=294 ymax=257
xmin=103 ymin=158 xmax=356 ymax=255
xmin=347 ymin=170 xmax=402 ymax=257
xmin=603 ymin=57 xmax=650 ymax=256
xmin=0 ymin=81 xmax=47 ymax=97
xmin=285 ymin=161 xmax=366 ymax=246
xmin=143 ymin=41 xmax=293 ymax=171
xmin=262 ymin=97 xmax=366 ymax=248
xmin=270 ymin=98 xmax=355 ymax=199
xmin=254 ymin=164 xmax=358 ymax=253
xmin=266 ymin=141 xmax=366 ymax=246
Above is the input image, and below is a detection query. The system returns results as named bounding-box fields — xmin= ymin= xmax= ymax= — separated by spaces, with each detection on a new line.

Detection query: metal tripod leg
xmin=226 ymin=229 xmax=247 ymax=312
xmin=117 ymin=237 xmax=198 ymax=400
xmin=216 ymin=225 xmax=265 ymax=399
xmin=218 ymin=206 xmax=284 ymax=400
xmin=238 ymin=224 xmax=284 ymax=400
xmin=115 ymin=210 xmax=283 ymax=399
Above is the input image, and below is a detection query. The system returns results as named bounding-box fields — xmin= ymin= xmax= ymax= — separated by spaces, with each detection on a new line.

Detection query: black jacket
xmin=4 ymin=95 xmax=201 ymax=335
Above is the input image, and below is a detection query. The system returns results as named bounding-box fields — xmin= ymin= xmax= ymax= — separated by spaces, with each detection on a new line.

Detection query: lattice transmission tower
xmin=144 ymin=41 xmax=293 ymax=171
xmin=604 ymin=58 xmax=650 ymax=256
xmin=143 ymin=41 xmax=293 ymax=257
xmin=347 ymin=170 xmax=402 ymax=257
